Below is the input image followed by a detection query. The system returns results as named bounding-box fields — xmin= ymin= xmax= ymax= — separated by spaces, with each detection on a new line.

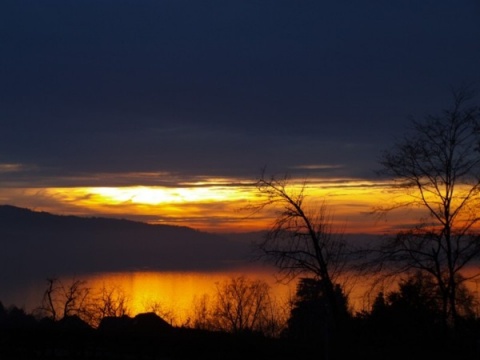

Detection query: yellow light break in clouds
xmin=0 ymin=178 xmax=440 ymax=234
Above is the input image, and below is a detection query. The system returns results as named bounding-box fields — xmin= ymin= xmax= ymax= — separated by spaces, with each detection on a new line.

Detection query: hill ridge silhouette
xmin=0 ymin=205 xmax=255 ymax=284
xmin=0 ymin=204 xmax=199 ymax=232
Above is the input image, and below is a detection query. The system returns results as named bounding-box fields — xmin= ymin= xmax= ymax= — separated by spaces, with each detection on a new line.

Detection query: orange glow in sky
xmin=0 ymin=177 xmax=437 ymax=234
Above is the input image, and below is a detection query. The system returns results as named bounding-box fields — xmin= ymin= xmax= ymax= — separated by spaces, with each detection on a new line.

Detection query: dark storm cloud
xmin=1 ymin=0 xmax=479 ymax=185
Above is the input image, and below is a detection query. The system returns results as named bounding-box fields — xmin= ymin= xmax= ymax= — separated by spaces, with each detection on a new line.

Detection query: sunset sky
xmin=1 ymin=1 xmax=480 ymax=234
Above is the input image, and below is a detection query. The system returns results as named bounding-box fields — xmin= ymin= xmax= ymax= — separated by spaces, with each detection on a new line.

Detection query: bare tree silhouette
xmin=371 ymin=86 xmax=480 ymax=328
xmin=250 ymin=172 xmax=352 ymax=359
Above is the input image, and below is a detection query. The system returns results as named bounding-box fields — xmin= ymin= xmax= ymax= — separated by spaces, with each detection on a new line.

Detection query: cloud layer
xmin=1 ymin=1 xmax=479 ymax=188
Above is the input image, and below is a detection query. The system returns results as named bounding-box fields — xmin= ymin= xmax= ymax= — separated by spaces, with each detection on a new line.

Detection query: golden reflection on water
xmin=24 ymin=267 xmax=480 ymax=325
xmin=84 ymin=268 xmax=296 ymax=325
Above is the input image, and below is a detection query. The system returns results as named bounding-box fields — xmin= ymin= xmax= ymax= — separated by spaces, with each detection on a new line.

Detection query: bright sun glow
xmin=86 ymin=186 xmax=251 ymax=204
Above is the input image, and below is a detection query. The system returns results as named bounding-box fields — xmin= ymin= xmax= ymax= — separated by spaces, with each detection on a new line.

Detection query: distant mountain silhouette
xmin=0 ymin=205 xmax=259 ymax=282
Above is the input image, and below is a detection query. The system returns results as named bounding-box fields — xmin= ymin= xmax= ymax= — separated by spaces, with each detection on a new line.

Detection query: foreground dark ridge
xmin=0 ymin=309 xmax=311 ymax=360
xmin=1 ymin=307 xmax=479 ymax=360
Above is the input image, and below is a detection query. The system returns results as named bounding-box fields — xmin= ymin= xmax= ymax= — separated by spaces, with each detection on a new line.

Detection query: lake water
xmin=0 ymin=266 xmax=298 ymax=325
xmin=6 ymin=265 xmax=476 ymax=324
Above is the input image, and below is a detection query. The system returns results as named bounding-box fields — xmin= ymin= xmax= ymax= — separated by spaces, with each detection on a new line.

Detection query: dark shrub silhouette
xmin=284 ymin=277 xmax=350 ymax=340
